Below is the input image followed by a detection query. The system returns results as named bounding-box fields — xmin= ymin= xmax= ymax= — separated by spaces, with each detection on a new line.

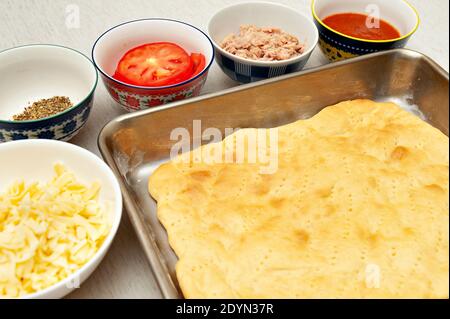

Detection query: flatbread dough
xmin=149 ymin=100 xmax=449 ymax=298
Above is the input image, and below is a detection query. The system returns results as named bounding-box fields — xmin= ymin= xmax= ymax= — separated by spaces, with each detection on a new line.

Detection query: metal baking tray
xmin=98 ymin=49 xmax=449 ymax=299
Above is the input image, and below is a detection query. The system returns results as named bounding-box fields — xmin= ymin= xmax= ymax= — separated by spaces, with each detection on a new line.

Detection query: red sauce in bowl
xmin=322 ymin=13 xmax=401 ymax=40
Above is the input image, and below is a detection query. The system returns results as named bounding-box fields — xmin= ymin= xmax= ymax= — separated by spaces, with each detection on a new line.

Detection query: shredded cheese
xmin=0 ymin=164 xmax=111 ymax=298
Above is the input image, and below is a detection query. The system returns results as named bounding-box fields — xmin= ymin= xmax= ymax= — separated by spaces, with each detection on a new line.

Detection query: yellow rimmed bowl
xmin=312 ymin=0 xmax=420 ymax=62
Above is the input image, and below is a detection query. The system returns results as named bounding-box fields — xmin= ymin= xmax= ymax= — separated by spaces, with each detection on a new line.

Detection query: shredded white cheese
xmin=0 ymin=164 xmax=111 ymax=298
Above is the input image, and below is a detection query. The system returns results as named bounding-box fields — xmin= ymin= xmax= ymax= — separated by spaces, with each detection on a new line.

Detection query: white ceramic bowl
xmin=0 ymin=45 xmax=98 ymax=142
xmin=0 ymin=139 xmax=122 ymax=299
xmin=208 ymin=1 xmax=319 ymax=83
xmin=92 ymin=18 xmax=214 ymax=112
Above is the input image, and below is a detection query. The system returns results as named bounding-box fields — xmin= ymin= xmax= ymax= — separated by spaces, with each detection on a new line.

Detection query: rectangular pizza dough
xmin=149 ymin=100 xmax=449 ymax=298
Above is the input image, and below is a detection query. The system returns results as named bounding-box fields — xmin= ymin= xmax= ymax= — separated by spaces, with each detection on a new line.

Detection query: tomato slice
xmin=190 ymin=53 xmax=206 ymax=77
xmin=114 ymin=42 xmax=193 ymax=87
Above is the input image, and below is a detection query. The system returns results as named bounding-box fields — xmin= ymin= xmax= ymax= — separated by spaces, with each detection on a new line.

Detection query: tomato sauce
xmin=322 ymin=13 xmax=401 ymax=40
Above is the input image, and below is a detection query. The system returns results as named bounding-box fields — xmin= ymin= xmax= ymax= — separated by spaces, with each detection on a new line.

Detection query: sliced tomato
xmin=114 ymin=42 xmax=193 ymax=87
xmin=190 ymin=53 xmax=206 ymax=77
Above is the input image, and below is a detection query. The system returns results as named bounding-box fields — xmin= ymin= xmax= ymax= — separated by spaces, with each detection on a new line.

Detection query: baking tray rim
xmin=99 ymin=48 xmax=448 ymax=132
xmin=97 ymin=48 xmax=449 ymax=299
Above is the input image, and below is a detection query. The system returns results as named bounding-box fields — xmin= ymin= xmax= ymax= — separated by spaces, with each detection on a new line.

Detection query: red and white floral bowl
xmin=92 ymin=19 xmax=214 ymax=112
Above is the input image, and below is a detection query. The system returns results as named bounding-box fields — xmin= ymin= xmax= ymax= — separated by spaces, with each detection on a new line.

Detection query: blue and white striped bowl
xmin=208 ymin=2 xmax=319 ymax=84
xmin=0 ymin=45 xmax=98 ymax=143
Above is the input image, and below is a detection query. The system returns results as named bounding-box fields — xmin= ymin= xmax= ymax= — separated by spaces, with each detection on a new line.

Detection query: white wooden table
xmin=0 ymin=0 xmax=448 ymax=299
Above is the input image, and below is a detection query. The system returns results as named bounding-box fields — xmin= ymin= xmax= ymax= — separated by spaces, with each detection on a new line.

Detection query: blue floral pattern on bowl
xmin=0 ymin=44 xmax=98 ymax=143
xmin=0 ymin=94 xmax=94 ymax=143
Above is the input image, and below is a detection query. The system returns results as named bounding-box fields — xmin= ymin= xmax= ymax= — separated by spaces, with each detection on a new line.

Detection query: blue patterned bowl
xmin=0 ymin=45 xmax=98 ymax=142
xmin=208 ymin=2 xmax=318 ymax=84
xmin=312 ymin=0 xmax=420 ymax=62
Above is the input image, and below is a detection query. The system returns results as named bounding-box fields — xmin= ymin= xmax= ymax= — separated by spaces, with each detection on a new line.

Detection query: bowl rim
xmin=207 ymin=1 xmax=319 ymax=67
xmin=0 ymin=44 xmax=98 ymax=125
xmin=91 ymin=18 xmax=215 ymax=90
xmin=0 ymin=139 xmax=123 ymax=299
xmin=311 ymin=0 xmax=420 ymax=44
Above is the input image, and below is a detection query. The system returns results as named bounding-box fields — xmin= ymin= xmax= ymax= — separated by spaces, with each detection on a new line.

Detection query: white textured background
xmin=0 ymin=0 xmax=448 ymax=298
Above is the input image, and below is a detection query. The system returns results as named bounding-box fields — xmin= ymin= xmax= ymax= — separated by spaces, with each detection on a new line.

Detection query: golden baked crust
xmin=149 ymin=100 xmax=449 ymax=298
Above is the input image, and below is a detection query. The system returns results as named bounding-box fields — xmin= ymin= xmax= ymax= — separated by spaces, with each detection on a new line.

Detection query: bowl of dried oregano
xmin=0 ymin=45 xmax=98 ymax=142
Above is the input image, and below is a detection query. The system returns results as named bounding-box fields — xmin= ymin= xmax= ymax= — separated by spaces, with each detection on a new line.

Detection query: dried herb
xmin=12 ymin=96 xmax=73 ymax=121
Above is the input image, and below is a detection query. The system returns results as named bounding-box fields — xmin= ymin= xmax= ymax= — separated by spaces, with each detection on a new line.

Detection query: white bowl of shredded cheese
xmin=0 ymin=140 xmax=122 ymax=299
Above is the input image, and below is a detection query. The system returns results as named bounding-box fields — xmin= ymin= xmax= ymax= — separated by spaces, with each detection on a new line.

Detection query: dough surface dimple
xmin=149 ymin=99 xmax=449 ymax=299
